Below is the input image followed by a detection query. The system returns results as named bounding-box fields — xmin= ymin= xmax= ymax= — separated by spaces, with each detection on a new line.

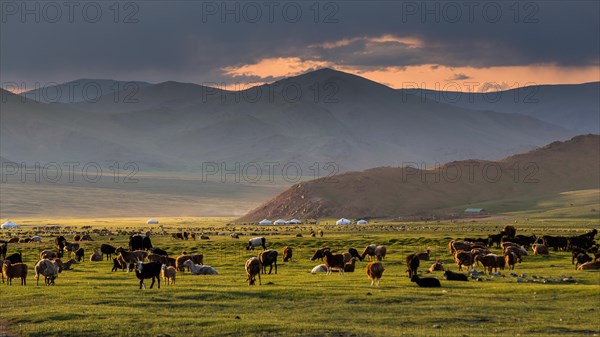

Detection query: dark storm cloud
xmin=1 ymin=1 xmax=598 ymax=85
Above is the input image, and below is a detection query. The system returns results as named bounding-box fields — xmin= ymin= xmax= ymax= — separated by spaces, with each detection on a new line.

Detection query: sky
xmin=1 ymin=1 xmax=599 ymax=92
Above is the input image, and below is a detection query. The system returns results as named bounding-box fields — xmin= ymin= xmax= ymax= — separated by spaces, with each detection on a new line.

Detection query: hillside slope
xmin=238 ymin=134 xmax=600 ymax=221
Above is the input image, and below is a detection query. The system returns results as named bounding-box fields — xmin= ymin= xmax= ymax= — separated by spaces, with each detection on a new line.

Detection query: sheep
xmin=575 ymin=253 xmax=593 ymax=269
xmin=406 ymin=254 xmax=420 ymax=278
xmin=80 ymin=234 xmax=93 ymax=241
xmin=30 ymin=236 xmax=42 ymax=243
xmin=7 ymin=238 xmax=19 ymax=244
xmin=577 ymin=260 xmax=600 ymax=270
xmin=64 ymin=242 xmax=80 ymax=258
xmin=40 ymin=250 xmax=57 ymax=260
xmin=75 ymin=248 xmax=85 ymax=262
xmin=428 ymin=259 xmax=445 ymax=272
xmin=310 ymin=264 xmax=328 ymax=273
xmin=230 ymin=233 xmax=239 ymax=239
xmin=135 ymin=261 xmax=161 ymax=289
xmin=310 ymin=247 xmax=330 ymax=261
xmin=474 ymin=254 xmax=502 ymax=275
xmin=0 ymin=242 xmax=7 ymax=259
xmin=245 ymin=257 xmax=261 ymax=285
xmin=259 ymin=250 xmax=278 ymax=274
xmin=411 ymin=275 xmax=441 ymax=287
xmin=454 ymin=251 xmax=474 ymax=271
xmin=449 ymin=240 xmax=473 ymax=254
xmin=5 ymin=252 xmax=22 ymax=264
xmin=116 ymin=247 xmax=148 ymax=272
xmin=502 ymin=225 xmax=517 ymax=238
xmin=504 ymin=245 xmax=528 ymax=263
xmin=100 ymin=244 xmax=117 ymax=260
xmin=246 ymin=237 xmax=266 ymax=250
xmin=505 ymin=252 xmax=518 ymax=270
xmin=148 ymin=253 xmax=169 ymax=265
xmin=343 ymin=258 xmax=357 ymax=272
xmin=571 ymin=247 xmax=586 ymax=264
xmin=282 ymin=246 xmax=293 ymax=262
xmin=2 ymin=261 xmax=27 ymax=285
xmin=175 ymin=254 xmax=204 ymax=272
xmin=416 ymin=249 xmax=431 ymax=261
xmin=182 ymin=260 xmax=218 ymax=275
xmin=112 ymin=256 xmax=127 ymax=272
xmin=375 ymin=245 xmax=387 ymax=261
xmin=323 ymin=250 xmax=345 ymax=275
xmin=73 ymin=234 xmax=81 ymax=241
xmin=129 ymin=234 xmax=144 ymax=251
xmin=360 ymin=244 xmax=377 ymax=261
xmin=366 ymin=261 xmax=384 ymax=286
xmin=532 ymin=244 xmax=549 ymax=256
xmin=56 ymin=259 xmax=76 ymax=271
xmin=35 ymin=259 xmax=59 ymax=286
xmin=151 ymin=247 xmax=168 ymax=256
xmin=348 ymin=248 xmax=362 ymax=261
xmin=89 ymin=250 xmax=102 ymax=262
xmin=161 ymin=264 xmax=176 ymax=285
xmin=443 ymin=270 xmax=468 ymax=281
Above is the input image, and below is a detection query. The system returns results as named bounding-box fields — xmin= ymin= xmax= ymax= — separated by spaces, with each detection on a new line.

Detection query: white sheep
xmin=311 ymin=264 xmax=328 ymax=273
xmin=182 ymin=260 xmax=218 ymax=275
xmin=35 ymin=259 xmax=59 ymax=286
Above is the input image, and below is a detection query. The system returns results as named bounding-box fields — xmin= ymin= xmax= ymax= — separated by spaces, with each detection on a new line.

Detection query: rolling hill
xmin=2 ymin=69 xmax=582 ymax=172
xmin=238 ymin=134 xmax=600 ymax=221
xmin=398 ymin=82 xmax=600 ymax=134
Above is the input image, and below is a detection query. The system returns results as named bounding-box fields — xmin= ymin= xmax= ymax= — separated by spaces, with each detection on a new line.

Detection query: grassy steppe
xmin=0 ymin=218 xmax=599 ymax=337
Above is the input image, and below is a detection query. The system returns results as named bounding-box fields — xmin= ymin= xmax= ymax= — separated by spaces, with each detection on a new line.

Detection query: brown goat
xmin=366 ymin=261 xmax=384 ymax=286
xmin=245 ymin=257 xmax=262 ymax=286
xmin=259 ymin=250 xmax=278 ymax=274
xmin=2 ymin=261 xmax=27 ymax=285
xmin=282 ymin=246 xmax=293 ymax=262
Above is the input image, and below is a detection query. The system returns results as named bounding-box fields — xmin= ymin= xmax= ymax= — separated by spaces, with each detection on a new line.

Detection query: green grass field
xmin=0 ymin=217 xmax=599 ymax=337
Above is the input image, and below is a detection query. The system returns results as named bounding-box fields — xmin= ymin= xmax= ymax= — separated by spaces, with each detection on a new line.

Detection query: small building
xmin=259 ymin=219 xmax=272 ymax=225
xmin=336 ymin=218 xmax=351 ymax=225
xmin=464 ymin=208 xmax=487 ymax=217
xmin=273 ymin=219 xmax=286 ymax=225
xmin=1 ymin=220 xmax=19 ymax=229
xmin=287 ymin=218 xmax=302 ymax=224
xmin=146 ymin=218 xmax=159 ymax=225
xmin=357 ymin=219 xmax=368 ymax=225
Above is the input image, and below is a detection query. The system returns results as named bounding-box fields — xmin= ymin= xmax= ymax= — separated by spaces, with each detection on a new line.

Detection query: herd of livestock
xmin=1 ymin=225 xmax=599 ymax=289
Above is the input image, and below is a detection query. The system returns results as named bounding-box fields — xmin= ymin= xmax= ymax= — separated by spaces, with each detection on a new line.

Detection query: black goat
xmin=0 ymin=242 xmax=7 ymax=259
xmin=129 ymin=234 xmax=144 ymax=251
xmin=101 ymin=244 xmax=116 ymax=261
xmin=5 ymin=252 xmax=22 ymax=264
xmin=411 ymin=275 xmax=441 ymax=287
xmin=75 ymin=248 xmax=85 ymax=262
xmin=134 ymin=261 xmax=161 ymax=289
xmin=443 ymin=270 xmax=468 ymax=281
xmin=348 ymin=247 xmax=363 ymax=261
xmin=151 ymin=247 xmax=168 ymax=256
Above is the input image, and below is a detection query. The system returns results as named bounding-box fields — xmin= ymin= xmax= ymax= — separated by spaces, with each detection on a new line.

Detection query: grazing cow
xmin=246 ymin=237 xmax=266 ymax=250
xmin=542 ymin=235 xmax=568 ymax=251
xmin=488 ymin=233 xmax=503 ymax=248
xmin=502 ymin=225 xmax=517 ymax=238
xmin=245 ymin=257 xmax=261 ymax=286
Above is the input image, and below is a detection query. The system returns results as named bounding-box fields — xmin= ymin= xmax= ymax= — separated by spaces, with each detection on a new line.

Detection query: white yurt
xmin=357 ymin=219 xmax=368 ymax=225
xmin=274 ymin=219 xmax=286 ymax=225
xmin=336 ymin=218 xmax=351 ymax=225
xmin=259 ymin=219 xmax=272 ymax=225
xmin=287 ymin=218 xmax=302 ymax=224
xmin=1 ymin=220 xmax=19 ymax=229
xmin=146 ymin=218 xmax=159 ymax=224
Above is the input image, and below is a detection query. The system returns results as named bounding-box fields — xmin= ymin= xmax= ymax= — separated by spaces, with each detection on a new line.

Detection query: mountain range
xmin=238 ymin=134 xmax=600 ymax=221
xmin=1 ymin=69 xmax=597 ymax=173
